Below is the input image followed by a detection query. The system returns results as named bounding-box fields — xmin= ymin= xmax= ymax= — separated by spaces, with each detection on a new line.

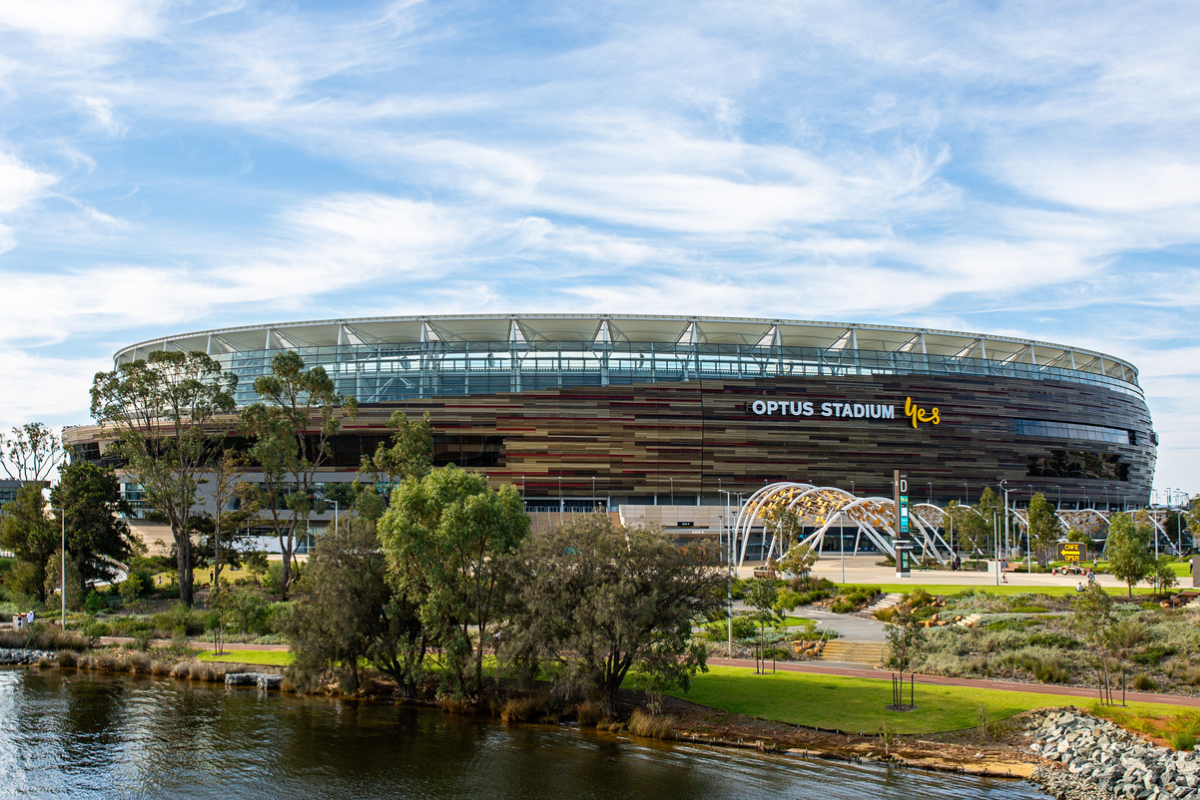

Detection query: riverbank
xmin=6 ymin=642 xmax=1189 ymax=794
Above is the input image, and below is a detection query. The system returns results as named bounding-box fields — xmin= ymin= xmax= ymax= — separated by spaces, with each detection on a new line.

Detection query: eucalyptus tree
xmin=49 ymin=461 xmax=138 ymax=595
xmin=353 ymin=410 xmax=434 ymax=520
xmin=0 ymin=422 xmax=63 ymax=483
xmin=90 ymin=350 xmax=237 ymax=605
xmin=241 ymin=351 xmax=357 ymax=599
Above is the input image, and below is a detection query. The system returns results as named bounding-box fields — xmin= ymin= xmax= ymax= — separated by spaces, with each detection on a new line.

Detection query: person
xmin=1076 ymin=580 xmax=1084 ymax=592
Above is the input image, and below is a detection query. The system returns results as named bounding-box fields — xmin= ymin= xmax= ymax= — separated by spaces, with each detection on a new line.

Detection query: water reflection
xmin=0 ymin=669 xmax=1047 ymax=799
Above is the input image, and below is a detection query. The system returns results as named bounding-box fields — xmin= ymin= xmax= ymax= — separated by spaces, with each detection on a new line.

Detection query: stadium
xmin=66 ymin=314 xmax=1156 ymax=558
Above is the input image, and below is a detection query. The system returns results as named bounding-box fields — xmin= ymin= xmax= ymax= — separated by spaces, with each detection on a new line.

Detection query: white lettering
xmin=830 ymin=402 xmax=843 ymax=415
xmin=853 ymin=403 xmax=865 ymax=418
xmin=788 ymin=401 xmax=803 ymax=416
xmin=766 ymin=400 xmax=779 ymax=414
xmin=841 ymin=404 xmax=853 ymax=417
xmin=752 ymin=400 xmax=766 ymax=414
xmin=802 ymin=401 xmax=814 ymax=416
xmin=820 ymin=402 xmax=833 ymax=416
xmin=881 ymin=405 xmax=894 ymax=419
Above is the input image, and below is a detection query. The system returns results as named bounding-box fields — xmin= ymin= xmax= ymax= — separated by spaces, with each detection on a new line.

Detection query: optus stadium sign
xmin=747 ymin=396 xmax=940 ymax=428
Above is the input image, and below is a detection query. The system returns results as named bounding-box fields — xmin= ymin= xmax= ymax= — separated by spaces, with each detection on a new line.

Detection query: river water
xmin=0 ymin=669 xmax=1047 ymax=799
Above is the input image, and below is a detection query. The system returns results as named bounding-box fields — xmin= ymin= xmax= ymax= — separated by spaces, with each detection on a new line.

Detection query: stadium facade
xmin=66 ymin=314 xmax=1156 ymax=523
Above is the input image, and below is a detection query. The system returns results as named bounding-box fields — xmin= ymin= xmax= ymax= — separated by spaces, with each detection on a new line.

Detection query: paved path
xmin=707 ymin=656 xmax=1200 ymax=708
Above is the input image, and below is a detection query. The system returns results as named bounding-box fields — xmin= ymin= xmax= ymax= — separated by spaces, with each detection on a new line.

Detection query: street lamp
xmin=670 ymin=476 xmax=674 ymax=506
xmin=999 ymin=480 xmax=1011 ymax=558
xmin=52 ymin=507 xmax=65 ymax=629
xmin=927 ymin=482 xmax=933 ymax=506
xmin=962 ymin=482 xmax=969 ymax=506
xmin=849 ymin=480 xmax=855 ymax=497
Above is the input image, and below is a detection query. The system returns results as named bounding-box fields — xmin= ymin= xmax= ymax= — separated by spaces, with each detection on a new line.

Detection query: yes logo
xmin=904 ymin=397 xmax=940 ymax=429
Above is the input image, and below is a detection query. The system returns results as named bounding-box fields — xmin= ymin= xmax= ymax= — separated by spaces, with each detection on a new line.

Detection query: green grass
xmin=196 ymin=649 xmax=293 ymax=667
xmin=780 ymin=616 xmax=815 ymax=628
xmin=675 ymin=665 xmax=1193 ymax=735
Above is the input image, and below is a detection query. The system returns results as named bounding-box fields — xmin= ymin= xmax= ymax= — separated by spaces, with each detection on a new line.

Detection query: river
xmin=0 ymin=669 xmax=1047 ymax=799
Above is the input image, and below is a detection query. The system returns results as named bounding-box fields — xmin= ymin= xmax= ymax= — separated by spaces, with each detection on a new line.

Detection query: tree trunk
xmin=176 ymin=531 xmax=193 ymax=606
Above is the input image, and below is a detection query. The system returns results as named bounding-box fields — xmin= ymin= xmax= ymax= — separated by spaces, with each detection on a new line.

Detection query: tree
xmin=744 ymin=578 xmax=784 ymax=673
xmin=1150 ymin=554 xmax=1178 ymax=595
xmin=0 ymin=483 xmax=58 ymax=603
xmin=1066 ymin=527 xmax=1091 ymax=544
xmin=49 ymin=462 xmax=138 ymax=594
xmin=285 ymin=520 xmax=420 ymax=694
xmin=193 ymin=449 xmax=256 ymax=598
xmin=949 ymin=500 xmax=990 ymax=557
xmin=1105 ymin=512 xmax=1152 ymax=597
xmin=354 ymin=411 xmax=434 ymax=521
xmin=777 ymin=542 xmax=818 ymax=588
xmin=379 ymin=466 xmax=528 ymax=699
xmin=0 ymin=422 xmax=63 ymax=483
xmin=90 ymin=350 xmax=237 ymax=605
xmin=1071 ymin=582 xmax=1116 ymax=704
xmin=241 ymin=351 xmax=357 ymax=599
xmin=503 ymin=513 xmax=721 ymax=712
xmin=1027 ymin=492 xmax=1063 ymax=566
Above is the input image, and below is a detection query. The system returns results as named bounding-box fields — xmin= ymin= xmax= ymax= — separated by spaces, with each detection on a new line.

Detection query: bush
xmin=1168 ymin=729 xmax=1197 ymax=752
xmin=1133 ymin=673 xmax=1156 ymax=691
xmin=1131 ymin=645 xmax=1178 ymax=666
xmin=118 ymin=573 xmax=145 ymax=606
xmin=1027 ymin=632 xmax=1079 ymax=650
xmin=84 ymin=590 xmax=106 ymax=615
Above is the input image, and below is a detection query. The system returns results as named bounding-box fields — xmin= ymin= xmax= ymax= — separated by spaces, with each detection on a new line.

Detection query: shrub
xmin=84 ymin=590 xmax=106 ymax=615
xmin=1131 ymin=645 xmax=1177 ymax=666
xmin=1027 ymin=632 xmax=1079 ymax=649
xmin=500 ymin=697 xmax=538 ymax=724
xmin=118 ymin=573 xmax=145 ymax=606
xmin=576 ymin=700 xmax=605 ymax=727
xmin=1133 ymin=673 xmax=1156 ymax=691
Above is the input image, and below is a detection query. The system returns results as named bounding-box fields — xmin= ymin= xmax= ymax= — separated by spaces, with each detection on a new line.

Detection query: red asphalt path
xmin=707 ymin=656 xmax=1200 ymax=708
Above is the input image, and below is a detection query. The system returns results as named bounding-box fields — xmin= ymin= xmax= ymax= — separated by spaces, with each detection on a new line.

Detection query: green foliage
xmin=1027 ymin=493 xmax=1062 ymax=565
xmin=90 ymin=349 xmax=237 ymax=606
xmin=1028 ymin=632 xmax=1079 ymax=649
xmin=831 ymin=586 xmax=880 ymax=614
xmin=219 ymin=585 xmax=270 ymax=636
xmin=1066 ymin=527 xmax=1091 ymax=544
xmin=43 ymin=551 xmax=84 ymax=611
xmin=380 ymin=465 xmax=529 ymax=698
xmin=776 ymin=542 xmax=818 ymax=583
xmin=1151 ymin=555 xmax=1179 ymax=594
xmin=1106 ymin=513 xmax=1154 ymax=597
xmin=84 ymin=589 xmax=106 ymax=615
xmin=0 ymin=483 xmax=58 ymax=604
xmin=503 ymin=513 xmax=721 ymax=711
xmin=118 ymin=573 xmax=145 ymax=606
xmin=355 ymin=411 xmax=434 ymax=520
xmin=50 ymin=461 xmax=138 ymax=591
xmin=286 ymin=521 xmax=422 ymax=694
xmin=1131 ymin=645 xmax=1178 ymax=665
xmin=241 ymin=350 xmax=358 ymax=599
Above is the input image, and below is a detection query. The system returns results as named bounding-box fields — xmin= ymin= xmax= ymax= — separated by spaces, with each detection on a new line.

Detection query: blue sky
xmin=0 ymin=0 xmax=1196 ymax=494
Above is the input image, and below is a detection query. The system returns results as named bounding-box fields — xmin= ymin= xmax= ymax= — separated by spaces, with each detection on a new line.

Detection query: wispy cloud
xmin=0 ymin=0 xmax=1196 ymax=488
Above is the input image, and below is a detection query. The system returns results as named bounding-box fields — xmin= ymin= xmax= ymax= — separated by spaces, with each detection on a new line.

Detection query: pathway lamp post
xmin=927 ymin=482 xmax=932 ymax=506
xmin=963 ymin=483 xmax=969 ymax=506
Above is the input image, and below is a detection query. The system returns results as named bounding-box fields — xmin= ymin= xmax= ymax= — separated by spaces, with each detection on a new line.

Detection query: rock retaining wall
xmin=1028 ymin=709 xmax=1200 ymax=800
xmin=0 ymin=648 xmax=55 ymax=665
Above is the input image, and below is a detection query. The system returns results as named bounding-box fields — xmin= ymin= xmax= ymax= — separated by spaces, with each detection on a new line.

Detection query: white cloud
xmin=0 ymin=0 xmax=163 ymax=41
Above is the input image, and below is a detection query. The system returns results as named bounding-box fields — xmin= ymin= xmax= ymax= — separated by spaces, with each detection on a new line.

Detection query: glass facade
xmin=213 ymin=340 xmax=1143 ymax=407
xmin=1013 ymin=419 xmax=1132 ymax=445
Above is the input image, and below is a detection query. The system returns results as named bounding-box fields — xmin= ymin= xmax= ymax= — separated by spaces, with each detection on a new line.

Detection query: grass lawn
xmin=673 ymin=665 xmax=1195 ymax=735
xmin=197 ymin=649 xmax=293 ymax=667
xmin=780 ymin=616 xmax=815 ymax=628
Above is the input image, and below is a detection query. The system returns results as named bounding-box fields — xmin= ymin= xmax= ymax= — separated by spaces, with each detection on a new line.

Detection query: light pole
xmin=962 ymin=483 xmax=969 ymax=506
xmin=52 ymin=507 xmax=65 ymax=628
xmin=999 ymin=480 xmax=1011 ymax=560
xmin=558 ymin=475 xmax=563 ymax=512
xmin=850 ymin=480 xmax=855 ymax=497
xmin=592 ymin=475 xmax=596 ymax=507
xmin=717 ymin=489 xmax=740 ymax=656
xmin=927 ymin=482 xmax=933 ymax=506
xmin=670 ymin=476 xmax=674 ymax=506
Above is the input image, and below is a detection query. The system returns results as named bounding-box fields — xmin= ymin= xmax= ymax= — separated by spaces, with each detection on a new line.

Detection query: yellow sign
xmin=904 ymin=397 xmax=940 ymax=429
xmin=1062 ymin=543 xmax=1083 ymax=563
